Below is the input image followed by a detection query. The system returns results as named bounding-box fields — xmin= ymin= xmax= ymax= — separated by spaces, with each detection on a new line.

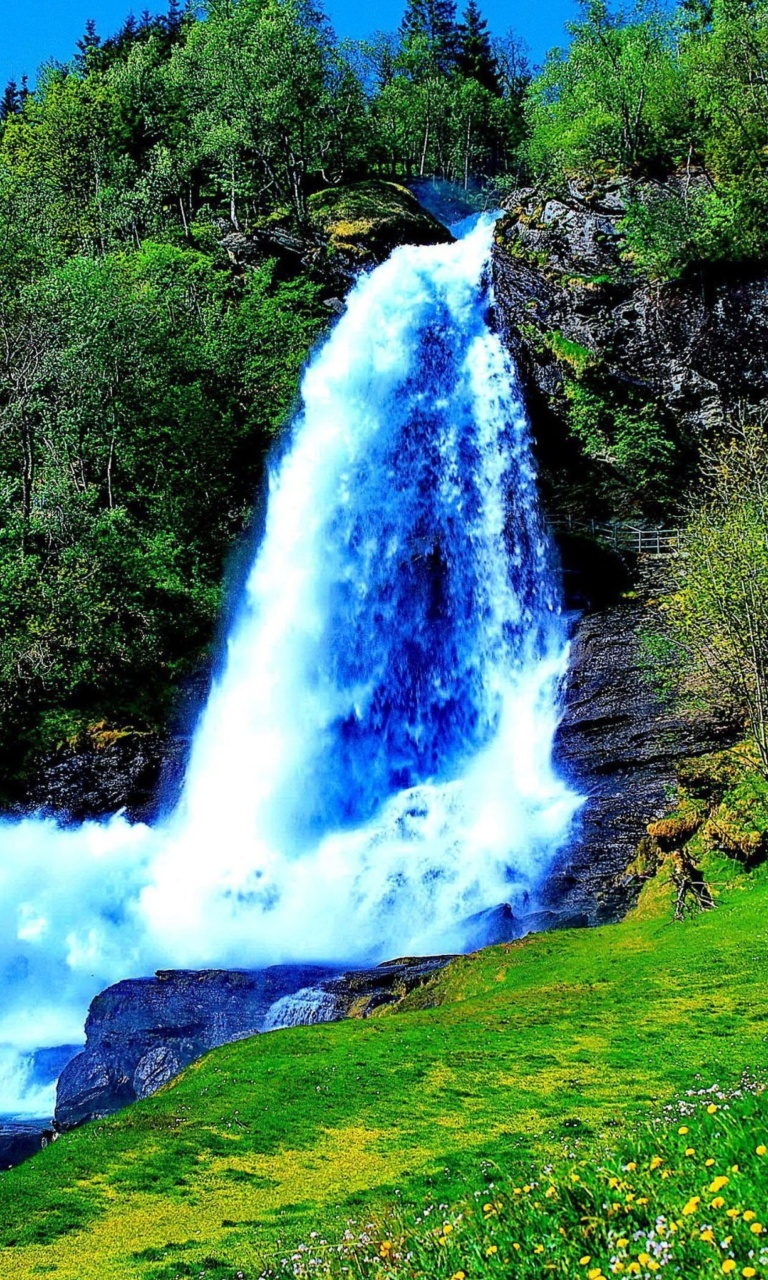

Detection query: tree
xmin=76 ymin=18 xmax=103 ymax=73
xmin=457 ymin=0 xmax=500 ymax=94
xmin=0 ymin=80 xmax=19 ymax=122
xmin=680 ymin=0 xmax=714 ymax=34
xmin=664 ymin=415 xmax=768 ymax=778
xmin=400 ymin=0 xmax=458 ymax=74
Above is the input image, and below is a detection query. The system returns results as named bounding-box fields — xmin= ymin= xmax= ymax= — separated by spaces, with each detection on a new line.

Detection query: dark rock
xmin=544 ymin=599 xmax=737 ymax=923
xmin=0 ymin=1122 xmax=54 ymax=1171
xmin=22 ymin=730 xmax=187 ymax=825
xmin=461 ymin=902 xmax=590 ymax=949
xmin=55 ymin=956 xmax=451 ymax=1130
xmin=492 ymin=179 xmax=768 ymax=514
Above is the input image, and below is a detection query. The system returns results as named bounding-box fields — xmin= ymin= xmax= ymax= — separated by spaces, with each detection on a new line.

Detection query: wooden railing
xmin=552 ymin=518 xmax=683 ymax=555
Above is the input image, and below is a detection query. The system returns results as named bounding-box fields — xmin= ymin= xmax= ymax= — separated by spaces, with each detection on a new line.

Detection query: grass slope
xmin=1 ymin=862 xmax=767 ymax=1280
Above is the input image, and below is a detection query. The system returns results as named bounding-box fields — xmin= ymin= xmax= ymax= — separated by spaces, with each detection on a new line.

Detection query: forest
xmin=1 ymin=0 xmax=767 ymax=798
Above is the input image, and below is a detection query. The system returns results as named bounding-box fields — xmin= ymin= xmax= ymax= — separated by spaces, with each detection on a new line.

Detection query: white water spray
xmin=0 ymin=217 xmax=579 ymax=1115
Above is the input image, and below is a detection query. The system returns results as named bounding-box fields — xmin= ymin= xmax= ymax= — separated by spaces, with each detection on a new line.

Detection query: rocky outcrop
xmin=0 ymin=1123 xmax=55 ymax=1171
xmin=23 ymin=729 xmax=186 ymax=824
xmin=544 ymin=592 xmax=737 ymax=923
xmin=492 ymin=179 xmax=768 ymax=514
xmin=222 ymin=179 xmax=454 ymax=294
xmin=55 ymin=957 xmax=450 ymax=1130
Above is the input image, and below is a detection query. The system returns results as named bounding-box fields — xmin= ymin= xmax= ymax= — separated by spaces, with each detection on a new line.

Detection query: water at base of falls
xmin=0 ymin=215 xmax=581 ymax=1115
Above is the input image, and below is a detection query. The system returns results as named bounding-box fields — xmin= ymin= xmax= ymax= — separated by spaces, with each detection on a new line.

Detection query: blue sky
xmin=0 ymin=1 xmax=577 ymax=89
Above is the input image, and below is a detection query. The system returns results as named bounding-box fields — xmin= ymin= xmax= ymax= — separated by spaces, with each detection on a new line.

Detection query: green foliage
xmin=663 ymin=418 xmax=768 ymax=777
xmin=276 ymin=1089 xmax=768 ymax=1279
xmin=1 ymin=863 xmax=767 ymax=1277
xmin=0 ymin=240 xmax=325 ymax=792
xmin=562 ymin=368 xmax=678 ymax=500
xmin=524 ymin=0 xmax=768 ymax=275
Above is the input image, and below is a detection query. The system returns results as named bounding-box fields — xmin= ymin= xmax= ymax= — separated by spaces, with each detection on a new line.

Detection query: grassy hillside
xmin=1 ymin=858 xmax=767 ymax=1280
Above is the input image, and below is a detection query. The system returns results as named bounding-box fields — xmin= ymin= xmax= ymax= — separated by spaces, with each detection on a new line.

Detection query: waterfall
xmin=0 ymin=215 xmax=580 ymax=1114
xmin=262 ymin=989 xmax=341 ymax=1032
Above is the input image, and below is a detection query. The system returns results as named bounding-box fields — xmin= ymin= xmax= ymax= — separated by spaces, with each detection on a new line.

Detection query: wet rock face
xmin=544 ymin=596 xmax=736 ymax=924
xmin=492 ymin=181 xmax=768 ymax=471
xmin=0 ymin=1123 xmax=55 ymax=1171
xmin=54 ymin=957 xmax=450 ymax=1131
xmin=23 ymin=731 xmax=185 ymax=824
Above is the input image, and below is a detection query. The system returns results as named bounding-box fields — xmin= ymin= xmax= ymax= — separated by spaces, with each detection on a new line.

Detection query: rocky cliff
xmin=488 ymin=180 xmax=757 ymax=921
xmin=491 ymin=179 xmax=768 ymax=518
xmin=55 ymin=957 xmax=450 ymax=1131
xmin=545 ymin=592 xmax=735 ymax=924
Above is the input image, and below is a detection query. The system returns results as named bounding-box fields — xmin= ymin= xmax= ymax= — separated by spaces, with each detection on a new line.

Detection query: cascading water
xmin=0 ymin=215 xmax=580 ymax=1118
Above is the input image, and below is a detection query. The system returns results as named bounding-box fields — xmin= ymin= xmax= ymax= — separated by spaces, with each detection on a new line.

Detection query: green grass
xmin=1 ymin=861 xmax=767 ymax=1280
xmin=271 ymin=1087 xmax=768 ymax=1279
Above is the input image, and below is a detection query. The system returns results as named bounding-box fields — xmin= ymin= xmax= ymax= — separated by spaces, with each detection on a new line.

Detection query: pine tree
xmin=680 ymin=0 xmax=714 ymax=33
xmin=457 ymin=0 xmax=500 ymax=93
xmin=165 ymin=0 xmax=184 ymax=38
xmin=400 ymin=0 xmax=459 ymax=73
xmin=76 ymin=18 xmax=102 ymax=72
xmin=0 ymin=79 xmax=19 ymax=122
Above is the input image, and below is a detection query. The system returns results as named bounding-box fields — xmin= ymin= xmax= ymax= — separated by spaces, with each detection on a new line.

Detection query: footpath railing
xmin=551 ymin=517 xmax=684 ymax=556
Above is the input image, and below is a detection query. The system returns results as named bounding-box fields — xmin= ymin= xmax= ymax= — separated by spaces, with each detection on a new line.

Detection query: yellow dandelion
xmin=483 ymin=1203 xmax=494 ymax=1213
xmin=627 ymin=1265 xmax=641 ymax=1276
xmin=650 ymin=1156 xmax=663 ymax=1170
xmin=727 ymin=1209 xmax=740 ymax=1220
xmin=545 ymin=1185 xmax=557 ymax=1199
xmin=450 ymin=1272 xmax=466 ymax=1280
xmin=710 ymin=1176 xmax=730 ymax=1193
xmin=701 ymin=1230 xmax=715 ymax=1243
xmin=678 ymin=1126 xmax=689 ymax=1135
xmin=379 ymin=1241 xmax=393 ymax=1257
xmin=648 ymin=1263 xmax=660 ymax=1274
xmin=625 ymin=1162 xmax=637 ymax=1172
xmin=731 ymin=1165 xmax=740 ymax=1174
xmin=579 ymin=1256 xmax=592 ymax=1266
xmin=706 ymin=1158 xmax=715 ymax=1167
xmin=513 ymin=1242 xmax=520 ymax=1251
xmin=485 ymin=1245 xmax=498 ymax=1257
xmin=612 ymin=1266 xmax=625 ymax=1276
xmin=749 ymin=1222 xmax=762 ymax=1235
xmin=617 ymin=1238 xmax=629 ymax=1248
xmin=638 ymin=1254 xmax=651 ymax=1267
xmin=722 ymin=1263 xmax=736 ymax=1275
xmin=534 ymin=1243 xmax=545 ymax=1254
xmin=685 ymin=1147 xmax=696 ymax=1156
xmin=523 ymin=1184 xmax=532 ymax=1194
xmin=708 ymin=1104 xmax=718 ymax=1114
xmin=637 ymin=1197 xmax=649 ymax=1206
xmin=743 ymin=1269 xmax=757 ymax=1278
xmin=756 ymin=1145 xmax=767 ymax=1157
xmin=609 ymin=1177 xmax=620 ymax=1189
xmin=683 ymin=1197 xmax=701 ymax=1216
xmin=712 ymin=1196 xmax=726 ymax=1209
xmin=588 ymin=1269 xmax=603 ymax=1279
xmin=743 ymin=1211 xmax=756 ymax=1222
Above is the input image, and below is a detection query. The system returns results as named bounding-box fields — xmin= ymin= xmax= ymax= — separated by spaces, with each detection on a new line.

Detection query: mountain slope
xmin=1 ymin=861 xmax=767 ymax=1279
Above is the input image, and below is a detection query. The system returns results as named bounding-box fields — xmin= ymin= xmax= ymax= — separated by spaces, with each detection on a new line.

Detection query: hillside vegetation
xmin=5 ymin=0 xmax=768 ymax=799
xmin=1 ymin=845 xmax=766 ymax=1279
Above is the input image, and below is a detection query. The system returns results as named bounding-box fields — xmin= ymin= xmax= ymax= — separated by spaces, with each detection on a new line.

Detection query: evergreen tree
xmin=0 ymin=80 xmax=19 ymax=122
xmin=76 ymin=18 xmax=102 ymax=72
xmin=680 ymin=0 xmax=714 ymax=33
xmin=164 ymin=0 xmax=184 ymax=38
xmin=457 ymin=0 xmax=500 ymax=93
xmin=400 ymin=0 xmax=459 ymax=73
